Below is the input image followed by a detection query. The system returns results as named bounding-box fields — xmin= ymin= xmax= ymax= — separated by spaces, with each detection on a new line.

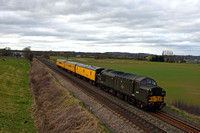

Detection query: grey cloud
xmin=0 ymin=0 xmax=200 ymax=55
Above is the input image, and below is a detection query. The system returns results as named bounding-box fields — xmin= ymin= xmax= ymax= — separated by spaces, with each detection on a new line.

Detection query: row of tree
xmin=147 ymin=56 xmax=164 ymax=62
xmin=0 ymin=47 xmax=12 ymax=56
xmin=0 ymin=47 xmax=33 ymax=61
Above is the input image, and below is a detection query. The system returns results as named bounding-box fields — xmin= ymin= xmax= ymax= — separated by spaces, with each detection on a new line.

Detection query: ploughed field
xmin=51 ymin=56 xmax=200 ymax=107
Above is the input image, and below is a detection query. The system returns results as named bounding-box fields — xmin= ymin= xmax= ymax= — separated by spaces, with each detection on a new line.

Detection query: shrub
xmin=172 ymin=100 xmax=200 ymax=116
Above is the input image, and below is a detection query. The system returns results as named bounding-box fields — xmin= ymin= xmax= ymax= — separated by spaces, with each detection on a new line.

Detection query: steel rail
xmin=150 ymin=111 xmax=200 ymax=132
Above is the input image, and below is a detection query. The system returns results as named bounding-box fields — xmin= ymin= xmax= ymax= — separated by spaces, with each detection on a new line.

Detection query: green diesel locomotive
xmin=97 ymin=69 xmax=166 ymax=110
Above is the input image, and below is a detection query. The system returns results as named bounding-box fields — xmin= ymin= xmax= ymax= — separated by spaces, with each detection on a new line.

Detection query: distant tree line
xmin=1 ymin=48 xmax=198 ymax=64
xmin=0 ymin=46 xmax=33 ymax=61
xmin=0 ymin=47 xmax=12 ymax=56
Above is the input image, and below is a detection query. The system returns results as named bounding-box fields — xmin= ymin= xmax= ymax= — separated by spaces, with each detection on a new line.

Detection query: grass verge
xmin=164 ymin=105 xmax=200 ymax=124
xmin=0 ymin=57 xmax=36 ymax=132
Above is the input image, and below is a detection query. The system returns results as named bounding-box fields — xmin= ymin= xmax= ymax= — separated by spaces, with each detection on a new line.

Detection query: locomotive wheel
xmin=120 ymin=94 xmax=124 ymax=99
xmin=112 ymin=90 xmax=116 ymax=95
xmin=109 ymin=89 xmax=116 ymax=95
xmin=128 ymin=97 xmax=135 ymax=104
xmin=124 ymin=96 xmax=128 ymax=101
xmin=104 ymin=87 xmax=109 ymax=92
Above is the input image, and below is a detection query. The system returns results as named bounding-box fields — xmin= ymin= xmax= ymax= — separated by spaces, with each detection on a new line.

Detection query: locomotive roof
xmin=102 ymin=69 xmax=146 ymax=81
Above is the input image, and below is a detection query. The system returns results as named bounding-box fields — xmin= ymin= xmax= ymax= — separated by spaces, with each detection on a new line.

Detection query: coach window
xmin=90 ymin=71 xmax=92 ymax=75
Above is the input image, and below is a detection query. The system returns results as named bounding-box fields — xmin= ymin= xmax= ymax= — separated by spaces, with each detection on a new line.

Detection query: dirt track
xmin=29 ymin=60 xmax=107 ymax=133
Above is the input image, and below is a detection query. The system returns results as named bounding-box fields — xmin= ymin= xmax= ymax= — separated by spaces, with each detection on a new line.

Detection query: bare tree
xmin=23 ymin=46 xmax=33 ymax=61
xmin=162 ymin=50 xmax=173 ymax=56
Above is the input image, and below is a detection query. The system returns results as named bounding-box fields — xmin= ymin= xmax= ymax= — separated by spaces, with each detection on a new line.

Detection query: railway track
xmin=36 ymin=57 xmax=166 ymax=133
xmin=149 ymin=111 xmax=200 ymax=132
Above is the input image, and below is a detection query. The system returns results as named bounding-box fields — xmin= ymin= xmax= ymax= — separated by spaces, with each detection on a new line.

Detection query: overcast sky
xmin=0 ymin=0 xmax=200 ymax=55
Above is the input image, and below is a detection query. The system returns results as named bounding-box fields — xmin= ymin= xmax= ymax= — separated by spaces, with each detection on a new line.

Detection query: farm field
xmin=51 ymin=56 xmax=200 ymax=107
xmin=0 ymin=57 xmax=36 ymax=132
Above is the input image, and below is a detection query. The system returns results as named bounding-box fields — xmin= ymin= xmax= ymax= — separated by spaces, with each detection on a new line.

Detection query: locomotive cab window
xmin=140 ymin=79 xmax=157 ymax=86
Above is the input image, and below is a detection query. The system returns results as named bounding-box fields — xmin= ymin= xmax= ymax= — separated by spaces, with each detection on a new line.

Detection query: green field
xmin=0 ymin=57 xmax=36 ymax=132
xmin=51 ymin=57 xmax=200 ymax=106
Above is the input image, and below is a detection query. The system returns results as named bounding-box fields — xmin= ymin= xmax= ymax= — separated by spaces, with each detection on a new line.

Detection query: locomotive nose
xmin=148 ymin=86 xmax=166 ymax=97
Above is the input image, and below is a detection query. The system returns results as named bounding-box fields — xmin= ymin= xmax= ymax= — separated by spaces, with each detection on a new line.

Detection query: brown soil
xmin=29 ymin=60 xmax=104 ymax=133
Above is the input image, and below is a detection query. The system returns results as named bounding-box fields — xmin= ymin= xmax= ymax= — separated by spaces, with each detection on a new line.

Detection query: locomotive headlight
xmin=149 ymin=91 xmax=153 ymax=96
xmin=162 ymin=91 xmax=166 ymax=96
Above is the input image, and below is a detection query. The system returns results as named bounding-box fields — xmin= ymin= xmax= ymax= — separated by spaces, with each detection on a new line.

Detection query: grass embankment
xmin=0 ymin=57 xmax=36 ymax=132
xmin=29 ymin=59 xmax=110 ymax=132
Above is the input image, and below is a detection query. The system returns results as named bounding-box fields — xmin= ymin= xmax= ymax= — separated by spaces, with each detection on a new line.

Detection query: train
xmin=56 ymin=59 xmax=166 ymax=111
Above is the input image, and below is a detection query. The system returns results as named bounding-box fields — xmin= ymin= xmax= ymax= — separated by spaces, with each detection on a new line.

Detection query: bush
xmin=23 ymin=47 xmax=33 ymax=61
xmin=172 ymin=100 xmax=200 ymax=116
xmin=42 ymin=54 xmax=50 ymax=59
xmin=150 ymin=56 xmax=164 ymax=62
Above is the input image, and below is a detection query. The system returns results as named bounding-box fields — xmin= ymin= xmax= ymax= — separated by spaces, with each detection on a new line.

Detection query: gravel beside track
xmin=37 ymin=57 xmax=186 ymax=133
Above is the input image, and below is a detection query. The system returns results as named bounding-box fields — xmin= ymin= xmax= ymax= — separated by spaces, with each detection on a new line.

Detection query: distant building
xmin=185 ymin=59 xmax=200 ymax=64
xmin=13 ymin=52 xmax=23 ymax=57
xmin=76 ymin=55 xmax=81 ymax=57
